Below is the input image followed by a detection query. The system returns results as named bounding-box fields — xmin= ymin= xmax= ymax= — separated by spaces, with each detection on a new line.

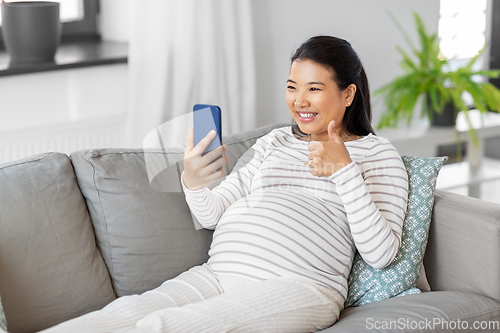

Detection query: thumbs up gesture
xmin=307 ymin=120 xmax=353 ymax=177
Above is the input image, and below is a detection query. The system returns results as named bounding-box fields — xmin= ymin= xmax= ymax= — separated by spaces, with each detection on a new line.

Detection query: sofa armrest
xmin=424 ymin=189 xmax=500 ymax=303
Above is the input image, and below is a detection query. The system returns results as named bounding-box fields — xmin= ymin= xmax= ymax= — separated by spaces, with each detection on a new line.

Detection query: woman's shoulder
xmin=349 ymin=133 xmax=401 ymax=159
xmin=256 ymin=125 xmax=297 ymax=144
xmin=267 ymin=125 xmax=294 ymax=138
xmin=247 ymin=125 xmax=294 ymax=153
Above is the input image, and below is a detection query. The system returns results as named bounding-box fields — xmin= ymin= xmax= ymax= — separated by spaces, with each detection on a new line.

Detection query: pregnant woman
xmin=39 ymin=35 xmax=408 ymax=333
xmin=179 ymin=35 xmax=408 ymax=332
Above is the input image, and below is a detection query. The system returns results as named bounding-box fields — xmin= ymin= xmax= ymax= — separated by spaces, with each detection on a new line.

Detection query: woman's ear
xmin=345 ymin=84 xmax=357 ymax=106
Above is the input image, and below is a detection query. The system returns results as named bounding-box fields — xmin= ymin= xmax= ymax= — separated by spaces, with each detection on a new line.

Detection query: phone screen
xmin=193 ymin=104 xmax=222 ymax=155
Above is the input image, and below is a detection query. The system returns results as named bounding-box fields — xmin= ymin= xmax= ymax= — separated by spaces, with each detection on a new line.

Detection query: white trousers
xmin=40 ymin=264 xmax=343 ymax=333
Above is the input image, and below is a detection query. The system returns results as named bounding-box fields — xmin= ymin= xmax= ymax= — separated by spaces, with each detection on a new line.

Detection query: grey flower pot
xmin=1 ymin=1 xmax=61 ymax=67
xmin=431 ymin=102 xmax=456 ymax=127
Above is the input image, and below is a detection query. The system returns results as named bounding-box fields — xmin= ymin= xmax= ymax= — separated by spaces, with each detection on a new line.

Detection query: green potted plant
xmin=375 ymin=11 xmax=500 ymax=144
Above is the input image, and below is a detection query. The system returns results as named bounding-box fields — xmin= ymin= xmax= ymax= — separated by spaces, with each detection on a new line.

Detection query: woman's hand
xmin=183 ymin=129 xmax=227 ymax=191
xmin=308 ymin=121 xmax=352 ymax=177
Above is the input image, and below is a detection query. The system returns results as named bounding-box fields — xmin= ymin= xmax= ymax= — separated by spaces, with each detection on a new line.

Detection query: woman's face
xmin=286 ymin=59 xmax=354 ymax=141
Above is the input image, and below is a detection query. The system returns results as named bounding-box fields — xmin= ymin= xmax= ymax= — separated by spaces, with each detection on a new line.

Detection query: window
xmin=0 ymin=0 xmax=99 ymax=45
xmin=438 ymin=0 xmax=487 ymax=60
xmin=0 ymin=0 xmax=84 ymax=23
xmin=438 ymin=0 xmax=489 ymax=106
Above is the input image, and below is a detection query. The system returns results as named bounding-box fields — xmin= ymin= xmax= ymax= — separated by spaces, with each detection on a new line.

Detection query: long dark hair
xmin=290 ymin=35 xmax=375 ymax=137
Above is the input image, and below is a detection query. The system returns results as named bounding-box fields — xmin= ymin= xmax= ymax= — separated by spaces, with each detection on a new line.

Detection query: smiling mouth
xmin=296 ymin=112 xmax=318 ymax=121
xmin=298 ymin=112 xmax=316 ymax=118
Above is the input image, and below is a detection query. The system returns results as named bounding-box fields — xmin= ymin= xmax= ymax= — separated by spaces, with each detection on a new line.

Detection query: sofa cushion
xmin=322 ymin=291 xmax=500 ymax=332
xmin=0 ymin=296 xmax=6 ymax=331
xmin=425 ymin=190 xmax=500 ymax=303
xmin=70 ymin=123 xmax=286 ymax=297
xmin=345 ymin=156 xmax=447 ymax=307
xmin=0 ymin=153 xmax=116 ymax=333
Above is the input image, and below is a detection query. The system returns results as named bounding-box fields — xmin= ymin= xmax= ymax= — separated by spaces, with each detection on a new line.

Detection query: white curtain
xmin=127 ymin=0 xmax=256 ymax=148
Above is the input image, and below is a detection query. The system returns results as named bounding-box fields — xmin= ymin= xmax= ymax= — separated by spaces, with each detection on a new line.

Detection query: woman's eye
xmin=287 ymin=85 xmax=295 ymax=90
xmin=310 ymin=87 xmax=320 ymax=91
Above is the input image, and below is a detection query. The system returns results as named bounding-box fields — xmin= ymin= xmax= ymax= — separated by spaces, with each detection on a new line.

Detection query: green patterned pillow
xmin=0 ymin=296 xmax=6 ymax=331
xmin=344 ymin=155 xmax=448 ymax=307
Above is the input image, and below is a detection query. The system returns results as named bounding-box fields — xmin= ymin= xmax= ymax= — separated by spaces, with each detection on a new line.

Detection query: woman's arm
xmin=330 ymin=139 xmax=408 ymax=269
xmin=182 ymin=135 xmax=268 ymax=229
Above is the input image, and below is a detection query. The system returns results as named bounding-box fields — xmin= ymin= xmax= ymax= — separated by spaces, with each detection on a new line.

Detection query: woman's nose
xmin=294 ymin=95 xmax=308 ymax=107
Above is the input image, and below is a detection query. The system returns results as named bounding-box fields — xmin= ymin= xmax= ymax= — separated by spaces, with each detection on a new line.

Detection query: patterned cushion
xmin=0 ymin=296 xmax=6 ymax=331
xmin=344 ymin=156 xmax=448 ymax=307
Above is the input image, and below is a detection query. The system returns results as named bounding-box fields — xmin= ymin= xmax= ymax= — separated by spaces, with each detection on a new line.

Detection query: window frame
xmin=490 ymin=0 xmax=500 ymax=89
xmin=0 ymin=0 xmax=100 ymax=48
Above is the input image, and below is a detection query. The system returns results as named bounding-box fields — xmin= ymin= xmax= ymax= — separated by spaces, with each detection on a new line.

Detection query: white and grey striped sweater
xmin=183 ymin=126 xmax=409 ymax=301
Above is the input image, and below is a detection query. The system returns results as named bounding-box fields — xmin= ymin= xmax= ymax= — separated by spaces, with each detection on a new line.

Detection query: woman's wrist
xmin=181 ymin=171 xmax=205 ymax=192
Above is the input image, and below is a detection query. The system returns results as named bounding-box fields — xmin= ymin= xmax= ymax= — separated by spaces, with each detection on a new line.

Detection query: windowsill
xmin=0 ymin=39 xmax=128 ymax=77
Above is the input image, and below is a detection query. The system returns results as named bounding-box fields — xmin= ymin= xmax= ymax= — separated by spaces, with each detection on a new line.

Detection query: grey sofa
xmin=0 ymin=123 xmax=499 ymax=333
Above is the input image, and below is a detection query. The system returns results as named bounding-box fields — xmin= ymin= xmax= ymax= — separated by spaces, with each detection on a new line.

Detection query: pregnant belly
xmin=207 ymin=190 xmax=353 ymax=285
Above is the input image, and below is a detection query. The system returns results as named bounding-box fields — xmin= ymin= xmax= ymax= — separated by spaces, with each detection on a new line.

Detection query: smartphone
xmin=193 ymin=104 xmax=222 ymax=155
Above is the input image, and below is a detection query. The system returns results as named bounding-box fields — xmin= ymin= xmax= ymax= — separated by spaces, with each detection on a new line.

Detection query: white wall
xmin=0 ymin=64 xmax=129 ymax=163
xmin=251 ymin=0 xmax=440 ymax=128
xmin=0 ymin=65 xmax=128 ymax=132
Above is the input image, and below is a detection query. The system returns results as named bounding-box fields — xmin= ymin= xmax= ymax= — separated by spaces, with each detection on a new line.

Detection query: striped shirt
xmin=183 ymin=126 xmax=408 ymax=301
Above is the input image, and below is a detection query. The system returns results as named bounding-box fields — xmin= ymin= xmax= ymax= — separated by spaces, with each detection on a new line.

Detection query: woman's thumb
xmin=328 ymin=121 xmax=340 ymax=142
